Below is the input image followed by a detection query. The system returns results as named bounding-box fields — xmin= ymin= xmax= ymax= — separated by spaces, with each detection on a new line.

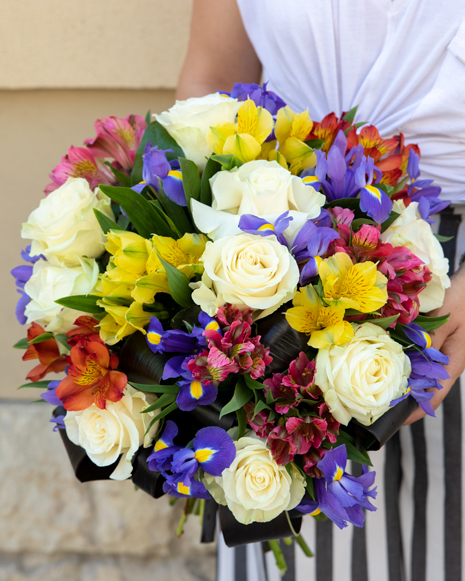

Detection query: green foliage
xmin=55 ymin=295 xmax=104 ymax=314
xmin=18 ymin=380 xmax=52 ymax=389
xmin=13 ymin=338 xmax=29 ymax=349
xmin=364 ymin=314 xmax=399 ymax=329
xmin=219 ymin=379 xmax=253 ymax=418
xmin=200 ymin=157 xmax=221 ymax=206
xmin=211 ymin=153 xmax=242 ymax=171
xmin=381 ymin=211 xmax=400 ymax=233
xmin=103 ymin=162 xmax=133 ymax=187
xmin=93 ymin=209 xmax=120 ymax=235
xmin=179 ymin=157 xmax=201 ymax=210
xmin=408 ymin=313 xmax=450 ymax=332
xmin=156 ymin=179 xmax=193 ymax=235
xmin=342 ymin=105 xmax=359 ymax=124
xmin=100 ymin=184 xmax=174 ymax=238
xmin=144 ymin=401 xmax=179 ymax=436
xmin=141 ymin=392 xmax=177 ymax=414
xmin=157 ymin=254 xmax=193 ymax=308
xmin=28 ymin=333 xmax=55 ymax=345
xmin=130 ymin=383 xmax=181 ymax=394
xmin=236 ymin=407 xmax=247 ymax=439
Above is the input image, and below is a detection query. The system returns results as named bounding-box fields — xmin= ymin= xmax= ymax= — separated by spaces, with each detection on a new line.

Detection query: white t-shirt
xmin=236 ymin=0 xmax=465 ymax=201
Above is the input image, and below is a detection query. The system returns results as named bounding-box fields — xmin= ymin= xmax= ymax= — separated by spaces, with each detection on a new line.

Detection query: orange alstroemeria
xmin=22 ymin=322 xmax=67 ymax=382
xmin=56 ymin=337 xmax=127 ymax=411
xmin=66 ymin=316 xmax=101 ymax=346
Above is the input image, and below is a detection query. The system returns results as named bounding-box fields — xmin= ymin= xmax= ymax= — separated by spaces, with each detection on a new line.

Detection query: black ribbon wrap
xmin=219 ymin=505 xmax=302 ymax=547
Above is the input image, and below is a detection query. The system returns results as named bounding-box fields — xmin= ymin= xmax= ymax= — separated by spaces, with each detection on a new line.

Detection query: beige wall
xmin=0 ymin=0 xmax=192 ymax=89
xmin=1 ymin=89 xmax=178 ymax=399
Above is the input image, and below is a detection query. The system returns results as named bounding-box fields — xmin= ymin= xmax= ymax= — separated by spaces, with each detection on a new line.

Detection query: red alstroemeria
xmin=66 ymin=316 xmax=101 ymax=347
xmin=22 ymin=322 xmax=67 ymax=382
xmin=56 ymin=339 xmax=127 ymax=411
xmin=306 ymin=112 xmax=352 ymax=152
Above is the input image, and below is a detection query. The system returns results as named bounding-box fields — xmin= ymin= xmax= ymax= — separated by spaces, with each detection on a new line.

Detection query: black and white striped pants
xmin=217 ymin=205 xmax=465 ymax=581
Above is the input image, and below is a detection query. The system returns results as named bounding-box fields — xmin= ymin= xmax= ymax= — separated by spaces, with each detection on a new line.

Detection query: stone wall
xmin=0 ymin=402 xmax=216 ymax=580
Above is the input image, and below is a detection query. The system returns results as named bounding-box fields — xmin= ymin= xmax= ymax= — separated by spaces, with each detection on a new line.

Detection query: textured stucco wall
xmin=0 ymin=0 xmax=192 ymax=89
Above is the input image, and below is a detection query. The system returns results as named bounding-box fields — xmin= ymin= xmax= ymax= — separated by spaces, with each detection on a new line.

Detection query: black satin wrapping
xmin=219 ymin=505 xmax=302 ymax=547
xmin=201 ymin=500 xmax=218 ymax=543
xmin=131 ymin=446 xmax=166 ymax=498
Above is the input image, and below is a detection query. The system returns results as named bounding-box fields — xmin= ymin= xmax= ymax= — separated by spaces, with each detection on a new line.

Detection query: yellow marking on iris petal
xmin=155 ymin=440 xmax=168 ymax=452
xmin=177 ymin=482 xmax=190 ymax=495
xmin=258 ymin=223 xmax=274 ymax=231
xmin=190 ymin=381 xmax=203 ymax=399
xmin=405 ymin=387 xmax=411 ymax=394
xmin=334 ymin=467 xmax=344 ymax=481
xmin=314 ymin=255 xmax=323 ymax=270
xmin=302 ymin=176 xmax=319 ymax=184
xmin=421 ymin=331 xmax=432 ymax=348
xmin=309 ymin=508 xmax=321 ymax=516
xmin=195 ymin=448 xmax=214 ymax=463
xmin=139 ymin=180 xmax=147 ymax=184
xmin=205 ymin=321 xmax=219 ymax=331
xmin=365 ymin=184 xmax=381 ymax=201
xmin=168 ymin=170 xmax=182 ymax=180
xmin=147 ymin=332 xmax=162 ymax=345
xmin=220 ymin=93 xmax=229 ymax=98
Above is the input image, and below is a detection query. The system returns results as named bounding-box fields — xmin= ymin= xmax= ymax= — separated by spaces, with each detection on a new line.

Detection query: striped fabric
xmin=217 ymin=205 xmax=465 ymax=581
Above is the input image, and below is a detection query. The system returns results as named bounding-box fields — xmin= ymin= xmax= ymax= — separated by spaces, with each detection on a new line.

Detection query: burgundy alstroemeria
xmin=285 ymin=416 xmax=327 ymax=455
xmin=317 ymin=403 xmax=340 ymax=443
xmin=243 ymin=401 xmax=275 ymax=439
xmin=283 ymin=352 xmax=320 ymax=399
xmin=268 ymin=425 xmax=297 ymax=465
xmin=302 ymin=447 xmax=327 ymax=477
xmin=263 ymin=373 xmax=300 ymax=414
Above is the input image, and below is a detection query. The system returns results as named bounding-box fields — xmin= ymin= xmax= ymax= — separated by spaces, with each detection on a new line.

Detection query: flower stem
xmin=268 ymin=540 xmax=287 ymax=577
xmin=283 ymin=536 xmax=293 ymax=546
xmin=295 ymin=534 xmax=314 ymax=558
xmin=176 ymin=499 xmax=191 ymax=537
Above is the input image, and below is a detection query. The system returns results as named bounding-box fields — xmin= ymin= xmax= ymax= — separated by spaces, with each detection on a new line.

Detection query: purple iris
xmin=291 ymin=221 xmax=339 ymax=285
xmin=176 ymin=368 xmax=218 ymax=412
xmin=147 ymin=313 xmax=221 ymax=381
xmin=11 ymin=246 xmax=41 ymax=324
xmin=50 ymin=415 xmax=65 ymax=431
xmin=132 ymin=142 xmax=186 ymax=206
xmin=359 ymin=184 xmax=393 ymax=224
xmin=41 ymin=380 xmax=62 ymax=406
xmin=296 ymin=445 xmax=377 ymax=529
xmin=238 ymin=211 xmax=293 ymax=245
xmin=230 ymin=82 xmax=286 ymax=116
xmin=391 ymin=344 xmax=449 ymax=416
xmin=147 ymin=422 xmax=235 ymax=499
xmin=313 ymin=131 xmax=383 ymax=205
xmin=406 ymin=150 xmax=448 ymax=223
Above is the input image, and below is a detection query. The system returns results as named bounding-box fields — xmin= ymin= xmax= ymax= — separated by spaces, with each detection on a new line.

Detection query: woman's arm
xmin=176 ymin=0 xmax=262 ymax=100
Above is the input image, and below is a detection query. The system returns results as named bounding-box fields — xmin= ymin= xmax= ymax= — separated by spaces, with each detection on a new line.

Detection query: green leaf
xmin=130 ymin=383 xmax=180 ymax=394
xmin=157 ymin=254 xmax=193 ymax=308
xmin=412 ymin=313 xmax=450 ymax=332
xmin=252 ymin=399 xmax=272 ymax=420
xmin=435 ymin=233 xmax=454 ymax=242
xmin=375 ymin=183 xmax=394 ymax=196
xmin=354 ymin=121 xmax=367 ymax=129
xmin=55 ymin=333 xmax=71 ymax=350
xmin=100 ymin=184 xmax=173 ymax=238
xmin=156 ymin=179 xmax=193 ymax=235
xmin=103 ymin=162 xmax=133 ymax=187
xmin=141 ymin=392 xmax=177 ymax=414
xmin=28 ymin=333 xmax=55 ymax=344
xmin=144 ymin=401 xmax=178 ymax=436
xmin=381 ymin=211 xmax=400 ymax=233
xmin=211 ymin=153 xmax=242 ymax=172
xmin=179 ymin=157 xmax=201 ymax=211
xmin=145 ymin=109 xmax=152 ymax=125
xmin=392 ymin=175 xmax=409 ymax=195
xmin=364 ymin=314 xmax=399 ymax=329
xmin=148 ymin=199 xmax=180 ymax=238
xmin=243 ymin=375 xmax=265 ymax=391
xmin=55 ymin=295 xmax=104 ymax=314
xmin=93 ymin=209 xmax=120 ymax=235
xmin=345 ymin=442 xmax=372 ymax=466
xmin=305 ymin=476 xmax=315 ymax=500
xmin=18 ymin=380 xmax=52 ymax=389
xmin=117 ymin=214 xmax=130 ymax=230
xmin=220 ymin=379 xmax=253 ymax=418
xmin=304 ymin=138 xmax=325 ymax=149
xmin=131 ymin=121 xmax=158 ymax=184
xmin=236 ymin=407 xmax=247 ymax=439
xmin=155 ymin=121 xmax=185 ymax=159
xmin=200 ymin=157 xmax=221 ymax=206
xmin=31 ymin=399 xmax=47 ymax=404
xmin=13 ymin=338 xmax=29 ymax=349
xmin=325 ymin=197 xmax=360 ymax=210
xmin=342 ymin=105 xmax=358 ymax=124
xmin=350 ymin=217 xmax=377 ymax=231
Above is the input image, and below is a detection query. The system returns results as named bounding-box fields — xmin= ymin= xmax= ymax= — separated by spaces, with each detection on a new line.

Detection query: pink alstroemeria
xmin=45 ymin=146 xmax=116 ymax=194
xmin=268 ymin=425 xmax=297 ymax=465
xmin=243 ymin=401 xmax=275 ymax=439
xmin=85 ymin=114 xmax=146 ymax=171
xmin=216 ymin=304 xmax=253 ymax=330
xmin=263 ymin=373 xmax=300 ymax=414
xmin=282 ymin=352 xmax=320 ymax=399
xmin=351 ymin=224 xmax=381 ymax=252
xmin=285 ymin=416 xmax=328 ymax=455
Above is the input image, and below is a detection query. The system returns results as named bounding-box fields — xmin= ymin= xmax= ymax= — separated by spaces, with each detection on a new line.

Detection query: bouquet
xmin=13 ymin=83 xmax=451 ymax=572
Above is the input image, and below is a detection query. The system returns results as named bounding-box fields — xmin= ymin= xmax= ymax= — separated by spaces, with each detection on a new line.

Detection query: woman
xmin=177 ymin=1 xmax=465 ymax=580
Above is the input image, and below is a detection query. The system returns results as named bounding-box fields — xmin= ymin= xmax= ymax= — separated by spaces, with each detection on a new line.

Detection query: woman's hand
xmin=404 ymin=266 xmax=465 ymax=424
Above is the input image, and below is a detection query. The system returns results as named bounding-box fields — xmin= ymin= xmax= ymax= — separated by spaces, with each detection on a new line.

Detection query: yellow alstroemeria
xmin=285 ymin=284 xmax=354 ymax=349
xmin=206 ymin=99 xmax=274 ymax=164
xmin=106 ymin=230 xmax=152 ymax=276
xmin=275 ymin=106 xmax=317 ymax=174
xmin=94 ymin=266 xmax=138 ymax=301
xmin=134 ymin=233 xmax=208 ymax=304
xmin=319 ymin=252 xmax=388 ymax=313
xmin=97 ymin=299 xmax=150 ymax=345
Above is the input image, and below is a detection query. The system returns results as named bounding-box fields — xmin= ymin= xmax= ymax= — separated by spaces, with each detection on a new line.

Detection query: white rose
xmin=203 ymin=433 xmax=305 ymax=524
xmin=381 ymin=201 xmax=450 ymax=312
xmin=21 ymin=177 xmax=114 ymax=266
xmin=315 ymin=322 xmax=411 ymax=426
xmin=24 ymin=256 xmax=99 ymax=333
xmin=64 ymin=386 xmax=159 ymax=481
xmin=154 ymin=93 xmax=241 ymax=170
xmin=191 ymin=160 xmax=326 ymax=242
xmin=191 ymin=233 xmax=299 ymax=319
